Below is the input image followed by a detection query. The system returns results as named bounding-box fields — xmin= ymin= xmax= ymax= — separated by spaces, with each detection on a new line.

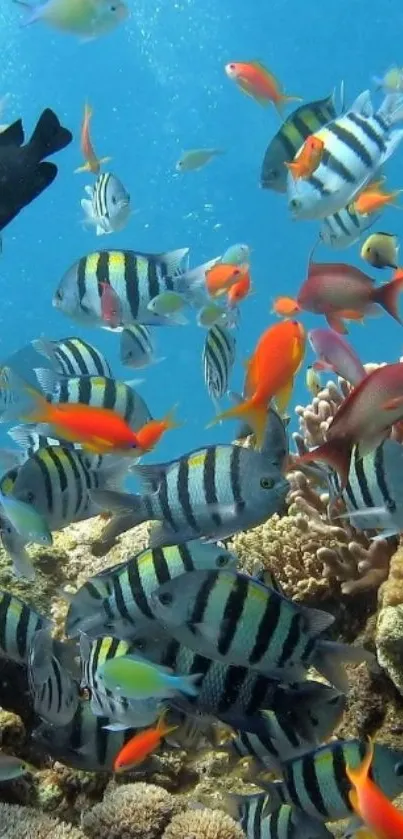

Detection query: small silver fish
xmin=81 ymin=172 xmax=131 ymax=236
xmin=0 ymin=753 xmax=29 ymax=782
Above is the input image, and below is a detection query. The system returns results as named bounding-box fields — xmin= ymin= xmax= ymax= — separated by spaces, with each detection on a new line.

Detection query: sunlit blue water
xmin=1 ymin=0 xmax=402 ymax=465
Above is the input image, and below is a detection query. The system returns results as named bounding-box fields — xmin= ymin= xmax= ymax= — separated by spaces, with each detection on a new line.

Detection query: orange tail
xmin=208 ymin=397 xmax=268 ymax=449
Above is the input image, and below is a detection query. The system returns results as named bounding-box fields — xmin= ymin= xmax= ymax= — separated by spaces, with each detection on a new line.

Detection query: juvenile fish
xmin=120 ymin=325 xmax=160 ymax=369
xmin=203 ymin=325 xmax=236 ymax=413
xmin=32 ymin=336 xmax=113 ymax=378
xmin=81 ymin=172 xmax=130 ymax=236
xmin=0 ymin=590 xmax=50 ymax=664
xmin=28 ymin=629 xmax=79 ymax=726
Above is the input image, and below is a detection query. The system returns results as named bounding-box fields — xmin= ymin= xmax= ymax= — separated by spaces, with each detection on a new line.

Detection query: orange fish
xmin=346 ymin=737 xmax=403 ymax=839
xmin=75 ymin=103 xmax=111 ymax=175
xmin=227 ymin=270 xmax=251 ymax=307
xmin=225 ymin=61 xmax=301 ymax=114
xmin=135 ymin=409 xmax=180 ymax=454
xmin=12 ymin=381 xmax=139 ymax=455
xmin=209 ymin=320 xmax=306 ymax=447
xmin=206 ymin=263 xmax=247 ymax=299
xmin=352 ymin=180 xmax=402 ymax=216
xmin=285 ymin=135 xmax=324 ymax=180
xmin=272 ymin=296 xmax=301 ymax=317
xmin=113 ymin=710 xmax=178 ymax=771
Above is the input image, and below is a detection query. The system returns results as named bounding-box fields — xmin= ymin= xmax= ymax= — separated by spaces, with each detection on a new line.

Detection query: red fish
xmin=225 ymin=61 xmax=301 ymax=114
xmin=113 ymin=711 xmax=177 ymax=771
xmin=75 ymin=103 xmax=111 ymax=175
xmin=209 ymin=320 xmax=306 ymax=447
xmin=296 ymin=261 xmax=403 ymax=333
xmin=295 ymin=362 xmax=403 ymax=486
xmin=346 ymin=737 xmax=403 ymax=839
xmin=135 ymin=409 xmax=180 ymax=454
xmin=206 ymin=263 xmax=247 ymax=298
xmin=227 ymin=270 xmax=251 ymax=307
xmin=100 ymin=282 xmax=122 ymax=329
xmin=285 ymin=135 xmax=325 ymax=180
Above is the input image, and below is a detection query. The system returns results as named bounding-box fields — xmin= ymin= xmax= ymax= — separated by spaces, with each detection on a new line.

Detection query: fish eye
xmin=159 ymin=591 xmax=173 ymax=606
xmin=216 ymin=553 xmax=229 ymax=568
xmin=260 ymin=477 xmax=275 ymax=490
xmin=26 ymin=491 xmax=35 ymax=503
xmin=112 ymin=195 xmax=117 ymax=204
xmin=289 ymin=199 xmax=300 ymax=210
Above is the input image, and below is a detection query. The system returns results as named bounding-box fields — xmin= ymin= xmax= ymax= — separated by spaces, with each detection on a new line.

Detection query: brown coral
xmin=0 ymin=802 xmax=86 ymax=839
xmin=161 ymin=808 xmax=245 ymax=839
xmin=80 ymin=782 xmax=182 ymax=839
xmin=379 ymin=539 xmax=403 ymax=607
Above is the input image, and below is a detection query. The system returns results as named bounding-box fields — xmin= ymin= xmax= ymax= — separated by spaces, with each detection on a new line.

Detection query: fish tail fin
xmin=173 ymin=672 xmax=202 ymax=698
xmin=156 ymin=708 xmax=179 ymax=738
xmin=74 ymin=162 xmax=93 ymax=174
xmin=13 ymin=0 xmax=39 ymax=25
xmin=311 ymin=640 xmax=375 ymax=692
xmin=98 ymin=156 xmax=112 ymax=167
xmin=295 ymin=438 xmax=352 ymax=489
xmin=0 ymin=368 xmax=51 ymax=424
xmin=28 ymin=108 xmax=72 ymax=161
xmin=285 ymin=94 xmax=303 ymax=106
xmin=346 ymin=737 xmax=374 ymax=787
xmin=207 ymin=397 xmax=268 ymax=449
xmin=372 ymin=271 xmax=403 ymax=324
xmin=378 ymin=92 xmax=403 ymax=125
xmin=163 ymin=405 xmax=182 ymax=431
xmin=90 ymin=489 xmax=149 ymax=526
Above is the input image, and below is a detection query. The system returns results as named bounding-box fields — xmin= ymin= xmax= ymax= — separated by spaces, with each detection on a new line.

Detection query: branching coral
xmin=0 ymin=802 xmax=86 ymax=839
xmin=80 ymin=782 xmax=182 ymax=839
xmin=161 ymin=807 xmax=245 ymax=839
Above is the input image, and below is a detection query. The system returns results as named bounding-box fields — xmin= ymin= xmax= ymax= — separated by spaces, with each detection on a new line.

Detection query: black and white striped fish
xmin=52 ymin=248 xmax=219 ymax=329
xmin=319 ymin=205 xmax=379 ymax=249
xmin=328 ymin=437 xmax=403 ymax=538
xmin=65 ymin=541 xmax=237 ymax=639
xmin=81 ymin=172 xmax=130 ymax=236
xmin=34 ymin=368 xmax=151 ymax=431
xmin=0 ymin=590 xmax=50 ymax=664
xmin=228 ymin=796 xmax=332 ymax=839
xmin=32 ymin=336 xmax=112 ymax=378
xmin=120 ymin=324 xmax=162 ymax=369
xmin=28 ymin=628 xmax=79 ymax=726
xmin=288 ymin=90 xmax=403 ymax=220
xmin=203 ymin=325 xmax=236 ymax=413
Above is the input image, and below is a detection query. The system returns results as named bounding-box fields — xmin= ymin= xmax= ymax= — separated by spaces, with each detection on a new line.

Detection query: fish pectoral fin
xmin=326 ymin=313 xmax=348 ymax=334
xmin=381 ymin=395 xmax=403 ymax=410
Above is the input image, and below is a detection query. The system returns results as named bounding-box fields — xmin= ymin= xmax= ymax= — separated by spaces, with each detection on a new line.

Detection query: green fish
xmin=176 ymin=148 xmax=225 ymax=172
xmin=98 ymin=654 xmax=201 ymax=701
xmin=15 ymin=0 xmax=128 ymax=39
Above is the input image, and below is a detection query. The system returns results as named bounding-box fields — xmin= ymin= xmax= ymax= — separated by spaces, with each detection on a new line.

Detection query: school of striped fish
xmin=2 ymin=41 xmax=403 ymax=838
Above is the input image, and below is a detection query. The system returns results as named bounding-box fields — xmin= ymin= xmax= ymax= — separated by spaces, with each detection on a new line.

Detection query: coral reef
xmin=161 ymin=808 xmax=246 ymax=839
xmin=80 ymin=782 xmax=183 ymax=839
xmin=0 ymin=802 xmax=86 ymax=839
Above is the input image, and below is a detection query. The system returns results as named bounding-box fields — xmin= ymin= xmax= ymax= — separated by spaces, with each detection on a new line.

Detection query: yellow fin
xmin=274 ymin=378 xmax=293 ymax=415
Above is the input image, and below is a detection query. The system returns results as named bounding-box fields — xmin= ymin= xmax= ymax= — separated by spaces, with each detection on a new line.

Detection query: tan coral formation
xmin=0 ymin=802 xmax=86 ymax=839
xmin=161 ymin=808 xmax=246 ymax=839
xmin=80 ymin=782 xmax=183 ymax=839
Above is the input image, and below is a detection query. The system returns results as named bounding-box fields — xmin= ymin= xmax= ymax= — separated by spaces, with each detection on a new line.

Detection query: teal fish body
xmin=91 ymin=444 xmax=289 ymax=551
xmin=259 ymin=739 xmax=403 ymax=822
xmin=66 ymin=541 xmax=238 ymax=639
xmin=261 ymin=93 xmax=337 ymax=193
xmin=0 ymin=493 xmax=52 ymax=549
xmin=288 ymin=91 xmax=403 ymax=220
xmin=32 ymin=336 xmax=113 ymax=377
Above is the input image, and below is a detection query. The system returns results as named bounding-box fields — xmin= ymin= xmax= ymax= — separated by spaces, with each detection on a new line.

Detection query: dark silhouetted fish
xmin=0 ymin=108 xmax=72 ymax=231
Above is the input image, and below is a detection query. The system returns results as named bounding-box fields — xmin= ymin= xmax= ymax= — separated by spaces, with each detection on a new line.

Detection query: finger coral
xmin=0 ymin=802 xmax=86 ymax=839
xmin=80 ymin=782 xmax=182 ymax=839
xmin=161 ymin=807 xmax=245 ymax=839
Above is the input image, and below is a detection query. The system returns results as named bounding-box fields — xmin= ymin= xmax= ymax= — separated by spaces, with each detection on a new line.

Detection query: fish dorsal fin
xmin=132 ymin=463 xmax=166 ymax=493
xmin=0 ymin=119 xmax=24 ymax=147
xmin=350 ymin=90 xmax=373 ymax=118
xmin=157 ymin=248 xmax=190 ymax=276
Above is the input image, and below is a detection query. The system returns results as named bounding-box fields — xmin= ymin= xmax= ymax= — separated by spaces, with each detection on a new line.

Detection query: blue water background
xmin=0 ymin=0 xmax=402 ymax=466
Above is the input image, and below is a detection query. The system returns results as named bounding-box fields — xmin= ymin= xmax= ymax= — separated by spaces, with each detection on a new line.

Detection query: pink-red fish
xmin=100 ymin=282 xmax=121 ymax=329
xmin=308 ymin=328 xmax=367 ymax=386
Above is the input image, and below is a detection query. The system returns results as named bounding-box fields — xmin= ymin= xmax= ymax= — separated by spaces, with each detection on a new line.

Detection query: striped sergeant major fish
xmin=327 ymin=437 xmax=403 ymax=539
xmin=52 ymin=248 xmax=219 ymax=329
xmin=79 ymin=634 xmax=161 ymax=731
xmin=260 ymin=92 xmax=339 ymax=193
xmin=33 ymin=699 xmax=138 ymax=771
xmin=66 ymin=541 xmax=238 ymax=639
xmin=90 ymin=444 xmax=289 ymax=556
xmin=226 ymin=688 xmax=345 ymax=772
xmin=0 ymin=590 xmax=50 ymax=664
xmin=150 ymin=569 xmax=374 ymax=691
xmin=7 ymin=425 xmax=81 ymax=461
xmin=319 ymin=205 xmax=379 ymax=249
xmin=32 ymin=336 xmax=112 ymax=378
xmin=226 ymin=796 xmax=332 ymax=839
xmin=0 ymin=445 xmax=130 ymax=578
xmin=33 ymin=368 xmax=152 ymax=431
xmin=255 ymin=738 xmax=403 ymax=823
xmin=126 ymin=634 xmax=340 ymax=736
xmin=202 ymin=325 xmax=236 ymax=414
xmin=28 ymin=628 xmax=79 ymax=726
xmin=81 ymin=172 xmax=130 ymax=236
xmin=288 ymin=90 xmax=403 ymax=220
xmin=120 ymin=324 xmax=163 ymax=369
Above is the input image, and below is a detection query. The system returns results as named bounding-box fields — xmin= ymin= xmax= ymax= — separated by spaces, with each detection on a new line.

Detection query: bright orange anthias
xmin=209 ymin=319 xmax=306 ymax=447
xmin=285 ymin=135 xmax=324 ymax=180
xmin=17 ymin=385 xmax=140 ymax=455
xmin=205 ymin=262 xmax=247 ymax=299
xmin=75 ymin=103 xmax=111 ymax=175
xmin=352 ymin=179 xmax=402 ymax=216
xmin=227 ymin=270 xmax=251 ymax=307
xmin=225 ymin=61 xmax=301 ymax=114
xmin=135 ymin=410 xmax=180 ymax=454
xmin=346 ymin=737 xmax=403 ymax=839
xmin=113 ymin=711 xmax=177 ymax=772
xmin=272 ymin=296 xmax=301 ymax=317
